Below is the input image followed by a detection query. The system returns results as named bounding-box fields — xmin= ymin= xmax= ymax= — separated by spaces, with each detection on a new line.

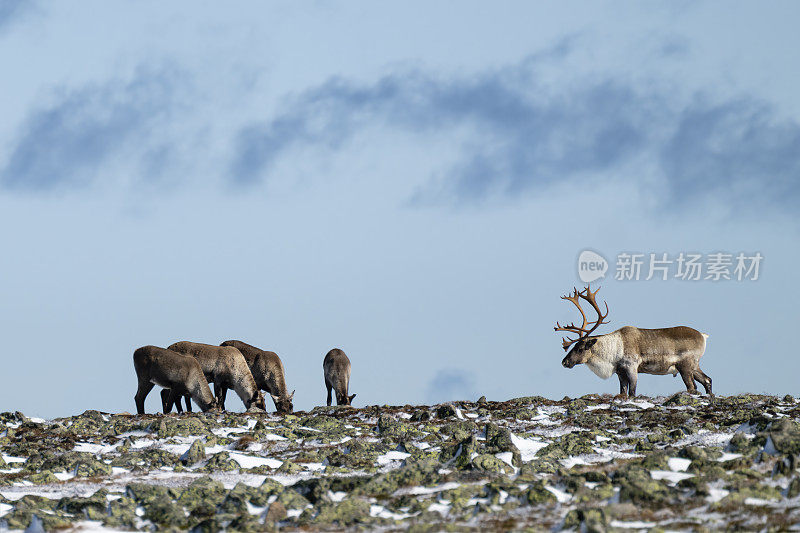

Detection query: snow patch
xmin=668 ymin=457 xmax=692 ymax=472
xmin=510 ymin=434 xmax=548 ymax=461
xmin=394 ymin=482 xmax=463 ymax=496
xmin=377 ymin=451 xmax=411 ymax=466
xmin=545 ymin=485 xmax=571 ymax=503
xmin=650 ymin=470 xmax=694 ymax=483
xmin=610 ymin=520 xmax=657 ymax=528
xmin=229 ymin=453 xmax=282 ymax=469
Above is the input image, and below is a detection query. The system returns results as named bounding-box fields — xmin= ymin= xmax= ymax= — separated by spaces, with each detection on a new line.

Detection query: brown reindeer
xmin=133 ymin=346 xmax=218 ymax=414
xmin=323 ymin=348 xmax=356 ymax=406
xmin=168 ymin=341 xmax=266 ymax=411
xmin=220 ymin=340 xmax=295 ymax=414
xmin=555 ymin=285 xmax=712 ymax=397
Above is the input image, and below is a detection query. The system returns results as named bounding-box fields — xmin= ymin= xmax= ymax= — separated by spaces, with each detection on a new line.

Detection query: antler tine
xmin=562 ymin=337 xmax=578 ymax=350
xmin=556 ymin=287 xmax=589 ymax=334
xmin=577 ymin=284 xmax=610 ymax=335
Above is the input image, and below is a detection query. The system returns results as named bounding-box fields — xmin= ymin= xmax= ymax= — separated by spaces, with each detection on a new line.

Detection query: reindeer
xmin=554 ymin=285 xmax=712 ymax=397
xmin=221 ymin=340 xmax=295 ymax=414
xmin=323 ymin=348 xmax=356 ymax=406
xmin=133 ymin=346 xmax=218 ymax=414
xmin=167 ymin=341 xmax=266 ymax=411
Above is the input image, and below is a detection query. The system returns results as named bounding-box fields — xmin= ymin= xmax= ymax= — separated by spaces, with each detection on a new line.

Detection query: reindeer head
xmin=337 ymin=392 xmax=357 ymax=406
xmin=271 ymin=390 xmax=295 ymax=414
xmin=206 ymin=396 xmax=223 ymax=413
xmin=246 ymin=390 xmax=267 ymax=411
xmin=554 ymin=285 xmax=609 ymax=368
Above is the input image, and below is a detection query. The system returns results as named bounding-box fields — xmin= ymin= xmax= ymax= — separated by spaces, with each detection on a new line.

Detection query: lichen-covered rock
xmin=564 ymin=507 xmax=607 ymax=531
xmin=75 ymin=458 xmax=113 ymax=477
xmin=356 ymin=456 xmax=440 ymax=497
xmin=765 ymin=418 xmax=800 ymax=454
xmin=27 ymin=470 xmax=59 ymax=484
xmin=440 ymin=420 xmax=478 ymax=443
xmin=180 ymin=476 xmax=227 ymax=512
xmin=435 ymin=404 xmax=458 ymax=418
xmin=276 ymin=488 xmax=311 ymax=510
xmin=157 ymin=417 xmax=210 ymax=438
xmin=312 ymin=498 xmax=371 ymax=526
xmin=537 ymin=431 xmax=595 ymax=460
xmin=440 ymin=435 xmax=478 ymax=470
xmin=127 ymin=482 xmax=177 ymax=505
xmin=484 ymin=422 xmax=521 ymax=466
xmin=143 ymin=498 xmax=186 ymax=527
xmin=104 ymin=496 xmax=138 ymax=529
xmin=526 ymin=481 xmax=557 ymax=504
xmin=4 ymin=510 xmax=74 ymax=531
xmin=276 ymin=459 xmax=303 ymax=474
xmin=203 ymin=451 xmax=238 ymax=472
xmin=181 ymin=438 xmax=206 ymax=465
xmin=615 ymin=466 xmax=672 ymax=505
xmin=664 ymin=392 xmax=704 ymax=406
xmin=377 ymin=414 xmax=415 ymax=440
xmin=679 ymin=445 xmax=722 ymax=462
xmin=58 ymin=488 xmax=108 ymax=516
xmin=472 ymin=453 xmax=514 ymax=474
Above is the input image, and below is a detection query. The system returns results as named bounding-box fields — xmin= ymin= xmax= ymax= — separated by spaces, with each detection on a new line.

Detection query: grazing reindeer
xmin=221 ymin=340 xmax=295 ymax=414
xmin=323 ymin=348 xmax=356 ymax=406
xmin=554 ymin=285 xmax=712 ymax=397
xmin=168 ymin=341 xmax=266 ymax=411
xmin=133 ymin=346 xmax=217 ymax=414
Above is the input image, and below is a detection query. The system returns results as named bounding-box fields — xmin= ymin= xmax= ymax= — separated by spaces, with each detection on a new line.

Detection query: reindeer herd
xmin=133 ymin=285 xmax=712 ymax=415
xmin=133 ymin=341 xmax=354 ymax=415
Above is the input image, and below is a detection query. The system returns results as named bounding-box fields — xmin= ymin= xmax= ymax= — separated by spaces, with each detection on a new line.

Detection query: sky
xmin=0 ymin=1 xmax=798 ymax=418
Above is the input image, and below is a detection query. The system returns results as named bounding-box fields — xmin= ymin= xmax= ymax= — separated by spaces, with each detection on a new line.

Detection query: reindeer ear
xmin=289 ymin=390 xmax=295 ymax=400
xmin=588 ymin=338 xmax=598 ymax=347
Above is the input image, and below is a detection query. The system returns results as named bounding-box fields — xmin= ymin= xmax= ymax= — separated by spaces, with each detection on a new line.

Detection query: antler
xmin=554 ymin=285 xmax=610 ymax=350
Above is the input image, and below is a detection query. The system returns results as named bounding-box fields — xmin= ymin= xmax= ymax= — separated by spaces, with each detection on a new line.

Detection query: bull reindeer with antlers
xmin=555 ymin=285 xmax=712 ymax=397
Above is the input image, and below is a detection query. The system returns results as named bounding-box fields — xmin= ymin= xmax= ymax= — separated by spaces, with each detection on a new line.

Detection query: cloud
xmin=230 ymin=55 xmax=800 ymax=212
xmin=426 ymin=368 xmax=477 ymax=404
xmin=0 ymin=67 xmax=181 ymax=192
xmin=0 ymin=0 xmax=30 ymax=32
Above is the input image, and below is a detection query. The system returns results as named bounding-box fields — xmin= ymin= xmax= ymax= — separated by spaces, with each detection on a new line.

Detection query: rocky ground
xmin=1 ymin=394 xmax=800 ymax=531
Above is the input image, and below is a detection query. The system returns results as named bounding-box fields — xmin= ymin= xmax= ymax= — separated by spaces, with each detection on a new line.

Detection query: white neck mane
xmin=584 ymin=332 xmax=623 ymax=379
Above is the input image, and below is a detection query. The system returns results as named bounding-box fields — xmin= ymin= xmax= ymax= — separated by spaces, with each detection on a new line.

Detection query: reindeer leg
xmin=160 ymin=389 xmax=172 ymax=414
xmin=616 ymin=370 xmax=629 ymax=398
xmin=135 ymin=381 xmax=155 ymax=415
xmin=170 ymin=390 xmax=185 ymax=414
xmin=624 ymin=367 xmax=638 ymax=397
xmin=214 ymin=383 xmax=226 ymax=411
xmin=220 ymin=387 xmax=229 ymax=410
xmin=693 ymin=369 xmax=713 ymax=396
xmin=184 ymin=395 xmax=193 ymax=412
xmin=679 ymin=367 xmax=698 ymax=394
xmin=326 ymin=384 xmax=333 ymax=407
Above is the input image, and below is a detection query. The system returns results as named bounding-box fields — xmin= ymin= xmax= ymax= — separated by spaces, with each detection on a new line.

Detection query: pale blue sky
xmin=0 ymin=1 xmax=798 ymax=417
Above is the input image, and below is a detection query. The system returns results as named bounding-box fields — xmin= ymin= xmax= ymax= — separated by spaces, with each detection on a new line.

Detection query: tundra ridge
xmin=1 ymin=393 xmax=798 ymax=531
